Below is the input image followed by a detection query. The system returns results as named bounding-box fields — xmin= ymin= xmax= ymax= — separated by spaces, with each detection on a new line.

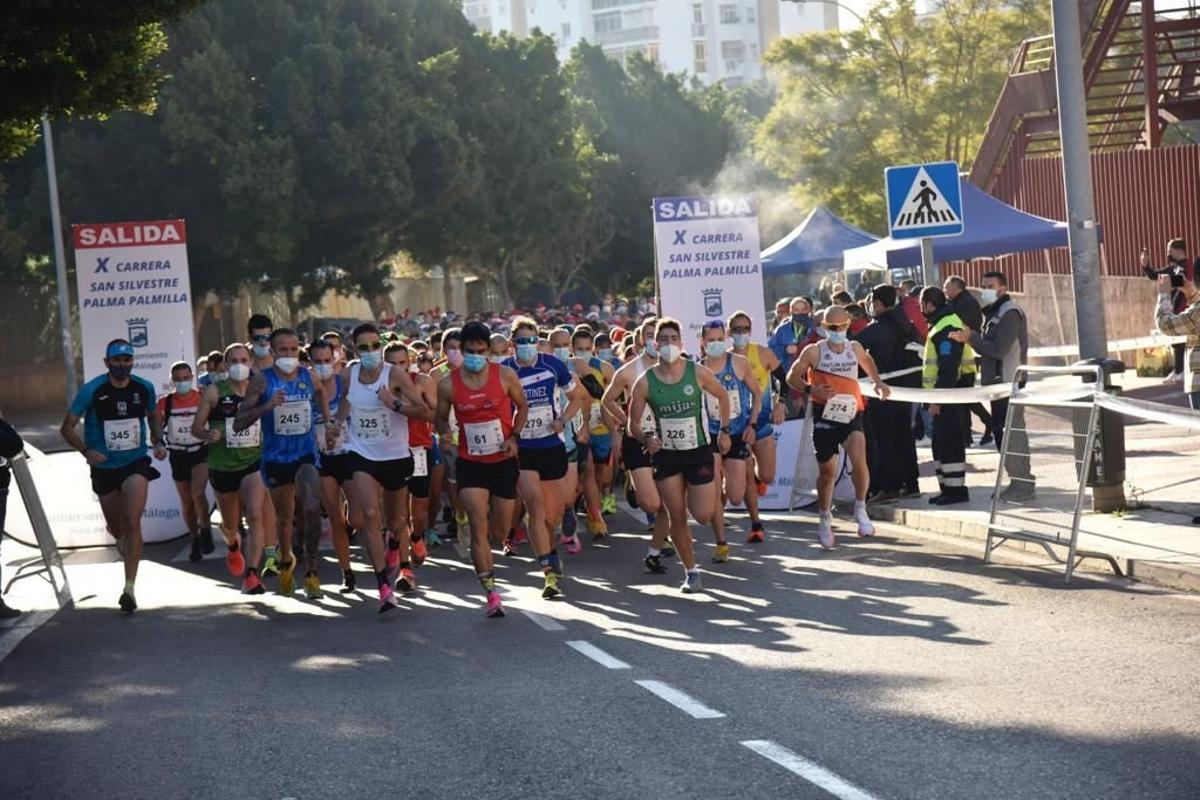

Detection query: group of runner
xmin=59 ymin=308 xmax=890 ymax=616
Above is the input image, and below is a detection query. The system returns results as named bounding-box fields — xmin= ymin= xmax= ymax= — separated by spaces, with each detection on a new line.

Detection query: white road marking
xmin=635 ymin=679 xmax=725 ymax=718
xmin=741 ymin=739 xmax=882 ymax=800
xmin=0 ymin=610 xmax=59 ymax=664
xmin=565 ymin=640 xmax=630 ymax=669
xmin=521 ymin=609 xmax=566 ymax=631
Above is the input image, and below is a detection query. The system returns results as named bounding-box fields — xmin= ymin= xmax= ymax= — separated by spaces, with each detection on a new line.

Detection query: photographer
xmin=1153 ymin=270 xmax=1200 ymax=410
xmin=1143 ymin=238 xmax=1193 ymax=383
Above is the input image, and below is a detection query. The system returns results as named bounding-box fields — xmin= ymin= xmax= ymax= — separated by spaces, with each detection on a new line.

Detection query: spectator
xmin=846 ymin=303 xmax=870 ymax=337
xmin=857 ymin=285 xmax=922 ymax=501
xmin=768 ymin=296 xmax=815 ymax=376
xmin=950 ymin=270 xmax=1032 ymax=499
xmin=1153 ymin=271 xmax=1200 ymax=410
xmin=773 ymin=298 xmax=791 ymax=328
xmin=944 ymin=276 xmax=992 ymax=446
xmin=831 ymin=290 xmax=854 ymax=307
xmin=898 ymin=280 xmax=929 ymax=340
xmin=921 ymin=286 xmax=972 ymax=505
xmin=1143 ymin=238 xmax=1193 ymax=383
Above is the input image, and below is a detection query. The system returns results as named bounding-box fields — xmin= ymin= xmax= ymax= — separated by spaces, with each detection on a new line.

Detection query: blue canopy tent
xmin=843 ymin=177 xmax=1099 ymax=271
xmin=761 ymin=206 xmax=879 ymax=276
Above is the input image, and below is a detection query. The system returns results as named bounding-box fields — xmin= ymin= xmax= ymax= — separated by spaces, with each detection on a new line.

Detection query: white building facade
xmin=462 ymin=0 xmax=838 ymax=85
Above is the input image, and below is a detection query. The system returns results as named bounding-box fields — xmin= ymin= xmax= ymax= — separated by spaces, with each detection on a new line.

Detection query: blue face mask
xmin=463 ymin=353 xmax=488 ymax=373
xmin=516 ymin=343 xmax=538 ymax=362
xmin=705 ymin=340 xmax=729 ymax=359
xmin=644 ymin=341 xmax=659 ymax=358
xmin=827 ymin=330 xmax=847 ymax=345
xmin=313 ymin=363 xmax=334 ymax=380
xmin=108 ymin=364 xmax=131 ymax=380
xmin=597 ymin=348 xmax=613 ymax=361
xmin=731 ymin=333 xmax=751 ymax=348
xmin=553 ymin=347 xmax=572 ymax=363
xmin=174 ymin=380 xmax=193 ymax=394
xmin=359 ymin=351 xmax=382 ymax=370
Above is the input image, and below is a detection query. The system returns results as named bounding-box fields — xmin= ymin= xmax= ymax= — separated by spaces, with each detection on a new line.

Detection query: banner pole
xmin=42 ymin=114 xmax=78 ymax=402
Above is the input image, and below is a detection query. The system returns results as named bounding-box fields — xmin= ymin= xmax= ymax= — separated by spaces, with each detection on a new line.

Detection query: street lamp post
xmin=783 ymin=0 xmax=866 ymax=28
xmin=42 ymin=115 xmax=78 ymax=402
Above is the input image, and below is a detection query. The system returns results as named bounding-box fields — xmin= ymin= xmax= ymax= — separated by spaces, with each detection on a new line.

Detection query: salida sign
xmin=73 ymin=220 xmax=186 ymax=248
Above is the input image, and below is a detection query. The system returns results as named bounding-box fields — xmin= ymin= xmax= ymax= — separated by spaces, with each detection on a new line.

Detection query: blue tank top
xmin=259 ymin=366 xmax=318 ymax=464
xmin=706 ymin=355 xmax=752 ymax=436
xmin=502 ymin=354 xmax=574 ymax=449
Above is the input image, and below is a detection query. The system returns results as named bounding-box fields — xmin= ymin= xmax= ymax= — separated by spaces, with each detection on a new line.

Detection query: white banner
xmin=653 ymin=196 xmax=768 ymax=349
xmin=72 ymin=219 xmax=196 ymax=542
xmin=756 ymin=418 xmax=856 ymax=511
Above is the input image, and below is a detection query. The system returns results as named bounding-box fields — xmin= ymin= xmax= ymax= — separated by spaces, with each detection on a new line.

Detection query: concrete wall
xmin=0 ymin=361 xmax=69 ymax=415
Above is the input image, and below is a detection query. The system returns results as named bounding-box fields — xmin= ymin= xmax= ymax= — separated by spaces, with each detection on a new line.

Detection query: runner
xmin=435 ymin=328 xmax=470 ymax=558
xmin=335 ymin=325 xmax=430 ymax=611
xmin=489 ymin=333 xmax=510 ymax=363
xmin=594 ymin=331 xmax=622 ymax=371
xmin=600 ymin=316 xmax=674 ymax=574
xmin=699 ymin=321 xmax=761 ymax=562
xmin=504 ymin=318 xmax=587 ymax=598
xmin=382 ymin=342 xmax=437 ymax=569
xmin=60 ymin=339 xmax=166 ymax=613
xmin=628 ymin=318 xmax=731 ymax=593
xmin=191 ymin=343 xmax=265 ymax=593
xmin=245 ymin=313 xmax=282 ymax=575
xmin=785 ymin=306 xmax=890 ymax=549
xmin=570 ymin=325 xmax=618 ymax=533
xmin=728 ymin=310 xmax=787 ymax=543
xmin=435 ymin=321 xmax=528 ymax=618
xmin=309 ymin=339 xmax=358 ymax=593
xmin=414 ymin=350 xmax=446 ymax=547
xmin=157 ymin=360 xmax=214 ymax=562
xmin=234 ymin=328 xmax=333 ymax=598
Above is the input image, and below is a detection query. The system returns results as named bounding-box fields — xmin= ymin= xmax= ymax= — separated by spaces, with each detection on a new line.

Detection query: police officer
xmin=920 ymin=288 xmax=972 ymax=505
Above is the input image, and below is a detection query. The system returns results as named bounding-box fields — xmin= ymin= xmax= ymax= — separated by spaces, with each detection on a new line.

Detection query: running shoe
xmin=681 ymin=569 xmax=703 ymax=594
xmin=261 ymin=552 xmax=279 ymax=577
xmin=511 ymin=523 xmax=528 ymax=546
xmin=226 ymin=546 xmax=245 ymax=577
xmin=189 ymin=536 xmax=203 ymax=563
xmin=601 ymin=493 xmax=617 ymax=515
xmin=200 ymin=527 xmax=215 ymax=555
xmin=397 ymin=568 xmax=417 ymax=593
xmin=340 ymin=569 xmax=356 ymax=594
xmin=856 ymin=509 xmax=875 ymax=538
xmin=542 ymin=572 xmax=563 ymax=600
xmin=712 ymin=543 xmax=730 ymax=563
xmin=379 ymin=583 xmax=400 ymax=614
xmin=118 ymin=589 xmax=137 ymax=613
xmin=485 ymin=590 xmax=505 ymax=618
xmin=585 ymin=515 xmax=608 ymax=542
xmin=644 ymin=554 xmax=667 ymax=574
xmin=348 ymin=527 xmax=360 ymax=546
xmin=242 ymin=572 xmax=265 ymax=595
xmin=502 ymin=536 xmax=519 ymax=557
xmin=756 ymin=479 xmax=769 ymax=497
xmin=279 ymin=558 xmax=297 ymax=595
xmin=560 ymin=533 xmax=582 ymax=555
xmin=425 ymin=527 xmax=442 ymax=547
xmin=303 ymin=571 xmax=323 ymax=599
xmin=817 ymin=516 xmax=836 ymax=550
xmin=411 ymin=535 xmax=428 ymax=566
xmin=454 ymin=521 xmax=471 ymax=560
xmin=746 ymin=522 xmax=765 ymax=544
xmin=660 ymin=543 xmax=676 ymax=558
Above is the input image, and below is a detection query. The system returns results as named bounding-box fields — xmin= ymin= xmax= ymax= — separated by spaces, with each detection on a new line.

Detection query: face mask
xmin=445 ymin=348 xmax=463 ymax=367
xmin=489 ymin=355 xmax=506 ymax=364
xmin=228 ymin=363 xmax=250 ymax=382
xmin=174 ymin=380 xmax=193 ymax=394
xmin=108 ymin=364 xmax=131 ymax=380
xmin=827 ymin=330 xmax=848 ymax=346
xmin=659 ymin=344 xmax=681 ymax=363
xmin=815 ymin=326 xmax=827 ymax=340
xmin=275 ymin=356 xmax=299 ymax=373
xmin=731 ymin=333 xmax=751 ymax=348
xmin=601 ymin=305 xmax=612 ymax=315
xmin=359 ymin=351 xmax=382 ymax=370
xmin=463 ymin=353 xmax=488 ymax=373
xmin=597 ymin=348 xmax=613 ymax=361
xmin=792 ymin=313 xmax=810 ymax=327
xmin=215 ymin=371 xmax=229 ymax=382
xmin=516 ymin=343 xmax=538 ymax=362
xmin=252 ymin=344 xmax=271 ymax=358
xmin=644 ymin=340 xmax=659 ymax=358
xmin=705 ymin=340 xmax=729 ymax=359
xmin=313 ymin=363 xmax=335 ymax=380
xmin=553 ymin=347 xmax=572 ymax=363
xmin=980 ymin=288 xmax=999 ymax=305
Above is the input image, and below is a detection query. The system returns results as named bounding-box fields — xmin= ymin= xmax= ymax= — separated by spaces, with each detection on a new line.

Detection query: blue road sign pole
xmin=920 ymin=237 xmax=937 ymax=288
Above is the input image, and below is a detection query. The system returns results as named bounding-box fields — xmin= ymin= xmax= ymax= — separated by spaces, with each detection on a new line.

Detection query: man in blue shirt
xmin=60 ymin=339 xmax=167 ymax=614
xmin=768 ymin=296 xmax=815 ymax=375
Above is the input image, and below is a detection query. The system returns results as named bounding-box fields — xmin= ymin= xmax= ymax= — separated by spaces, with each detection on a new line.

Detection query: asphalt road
xmin=2 ymin=508 xmax=1199 ymax=800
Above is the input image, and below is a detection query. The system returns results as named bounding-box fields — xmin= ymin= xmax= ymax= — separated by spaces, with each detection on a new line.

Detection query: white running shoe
xmin=856 ymin=510 xmax=875 ymax=538
xmin=817 ymin=514 xmax=836 ymax=550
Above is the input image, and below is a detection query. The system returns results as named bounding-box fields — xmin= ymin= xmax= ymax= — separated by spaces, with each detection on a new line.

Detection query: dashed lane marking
xmin=634 ymin=679 xmax=725 ymax=719
xmin=566 ymin=640 xmax=631 ymax=669
xmin=741 ymin=739 xmax=882 ymax=800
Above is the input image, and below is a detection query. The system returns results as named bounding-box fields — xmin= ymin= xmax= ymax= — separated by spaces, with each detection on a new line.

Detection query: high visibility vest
xmin=923 ymin=312 xmax=976 ymax=389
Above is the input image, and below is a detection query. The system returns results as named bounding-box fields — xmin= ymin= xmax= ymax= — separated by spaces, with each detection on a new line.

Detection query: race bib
xmin=225 ymin=418 xmax=261 ymax=449
xmin=352 ymin=408 xmax=391 ymax=442
xmin=103 ymin=418 xmax=141 ymax=452
xmin=465 ymin=419 xmax=505 ymax=456
xmin=412 ymin=446 xmax=428 ymax=477
xmin=633 ymin=405 xmax=655 ymax=435
xmin=822 ymin=394 xmax=857 ymax=424
xmin=659 ymin=417 xmax=699 ymax=451
xmin=705 ymin=389 xmax=742 ymax=421
xmin=273 ymin=401 xmax=312 ymax=436
xmin=588 ymin=402 xmax=603 ymax=430
xmin=520 ymin=404 xmax=555 ymax=440
xmin=167 ymin=414 xmax=199 ymax=446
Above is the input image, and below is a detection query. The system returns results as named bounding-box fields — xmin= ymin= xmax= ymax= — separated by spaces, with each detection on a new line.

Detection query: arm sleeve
xmin=969 ymin=312 xmax=1019 ymax=359
xmin=1155 ymin=294 xmax=1200 ymax=337
xmin=933 ymin=331 xmax=964 ymax=389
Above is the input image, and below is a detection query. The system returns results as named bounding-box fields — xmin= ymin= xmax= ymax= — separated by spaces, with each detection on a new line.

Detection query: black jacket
xmin=855 ymin=305 xmax=923 ymax=387
xmin=949 ymin=290 xmax=983 ymax=332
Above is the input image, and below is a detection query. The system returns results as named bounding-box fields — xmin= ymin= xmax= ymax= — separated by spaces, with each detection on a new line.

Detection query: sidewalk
xmin=870 ymin=374 xmax=1200 ymax=592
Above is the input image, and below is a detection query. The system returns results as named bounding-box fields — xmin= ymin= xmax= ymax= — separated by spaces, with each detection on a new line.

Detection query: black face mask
xmin=109 ymin=364 xmax=132 ymax=380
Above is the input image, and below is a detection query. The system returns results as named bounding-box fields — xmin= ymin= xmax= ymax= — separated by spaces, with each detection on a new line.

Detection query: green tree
xmin=755 ymin=0 xmax=1048 ymax=231
xmin=0 ymin=0 xmax=203 ymax=159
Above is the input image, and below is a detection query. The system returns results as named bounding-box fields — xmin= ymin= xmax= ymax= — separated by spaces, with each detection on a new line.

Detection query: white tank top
xmin=626 ymin=355 xmax=657 ymax=436
xmin=816 ymin=341 xmax=858 ymax=379
xmin=345 ymin=362 xmax=410 ymax=461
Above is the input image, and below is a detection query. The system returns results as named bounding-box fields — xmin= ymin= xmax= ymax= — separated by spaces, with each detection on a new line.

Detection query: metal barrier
xmin=5 ymin=452 xmax=72 ymax=608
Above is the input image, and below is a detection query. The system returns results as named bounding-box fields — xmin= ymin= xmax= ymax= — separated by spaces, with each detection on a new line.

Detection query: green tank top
xmin=646 ymin=359 xmax=709 ymax=451
xmin=207 ymin=379 xmax=262 ymax=472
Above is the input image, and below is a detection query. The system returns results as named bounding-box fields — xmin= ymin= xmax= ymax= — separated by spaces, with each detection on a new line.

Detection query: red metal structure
xmin=965 ymin=0 xmax=1200 ymax=291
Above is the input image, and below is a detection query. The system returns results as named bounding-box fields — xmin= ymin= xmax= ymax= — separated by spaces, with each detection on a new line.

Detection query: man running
xmin=435 ymin=321 xmax=528 ymax=618
xmin=158 ymin=360 xmax=214 ymax=563
xmin=505 ymin=318 xmax=587 ymax=598
xmin=629 ymin=318 xmax=731 ymax=593
xmin=786 ymin=306 xmax=890 ymax=549
xmin=192 ymin=343 xmax=265 ymax=593
xmin=728 ymin=310 xmax=787 ymax=543
xmin=61 ymin=339 xmax=166 ymax=613
xmin=309 ymin=339 xmax=358 ymax=593
xmin=699 ymin=321 xmax=761 ymax=562
xmin=570 ymin=325 xmax=618 ymax=532
xmin=234 ymin=328 xmax=332 ymax=598
xmin=383 ymin=342 xmax=437 ymax=569
xmin=336 ymin=325 xmax=430 ymax=611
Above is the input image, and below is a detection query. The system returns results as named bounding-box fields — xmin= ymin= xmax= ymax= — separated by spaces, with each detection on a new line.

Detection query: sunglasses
xmin=356 ymin=341 xmax=384 ymax=352
xmin=250 ymin=334 xmax=271 ymax=343
xmin=826 ymin=324 xmax=850 ymax=332
xmin=729 ymin=326 xmax=751 ymax=334
xmin=514 ymin=336 xmax=538 ymax=346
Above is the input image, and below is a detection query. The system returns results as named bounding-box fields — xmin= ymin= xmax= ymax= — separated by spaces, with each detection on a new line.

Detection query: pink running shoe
xmin=379 ymin=582 xmax=400 ymax=614
xmin=560 ymin=534 xmax=582 ymax=556
xmin=511 ymin=524 xmax=528 ymax=545
xmin=485 ymin=591 xmax=505 ymax=618
xmin=385 ymin=533 xmax=401 ymax=581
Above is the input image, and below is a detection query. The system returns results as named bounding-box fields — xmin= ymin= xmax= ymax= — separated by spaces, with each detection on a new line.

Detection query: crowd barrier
xmin=6 ymin=451 xmax=72 ymax=608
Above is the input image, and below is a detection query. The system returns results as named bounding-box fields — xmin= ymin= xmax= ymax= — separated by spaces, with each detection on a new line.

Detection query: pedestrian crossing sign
xmin=885 ymin=161 xmax=964 ymax=240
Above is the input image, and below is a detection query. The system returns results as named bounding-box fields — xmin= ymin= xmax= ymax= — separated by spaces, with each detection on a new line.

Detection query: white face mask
xmin=227 ymin=363 xmax=250 ymax=382
xmin=659 ymin=344 xmax=681 ymax=363
xmin=980 ymin=288 xmax=999 ymax=305
xmin=275 ymin=356 xmax=299 ymax=373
